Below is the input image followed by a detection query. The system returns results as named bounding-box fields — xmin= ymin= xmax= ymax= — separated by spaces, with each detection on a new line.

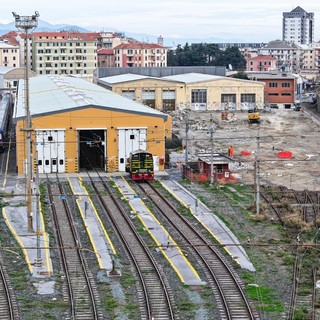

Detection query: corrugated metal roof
xmin=198 ymin=153 xmax=232 ymax=164
xmin=99 ymin=72 xmax=264 ymax=87
xmin=246 ymin=72 xmax=296 ymax=80
xmin=99 ymin=73 xmax=151 ymax=84
xmin=14 ymin=75 xmax=167 ymax=120
xmin=162 ymin=72 xmax=223 ymax=84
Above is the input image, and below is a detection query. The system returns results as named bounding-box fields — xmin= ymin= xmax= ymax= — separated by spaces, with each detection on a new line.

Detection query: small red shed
xmin=182 ymin=153 xmax=235 ymax=183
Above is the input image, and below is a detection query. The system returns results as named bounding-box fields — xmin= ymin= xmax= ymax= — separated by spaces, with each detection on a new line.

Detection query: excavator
xmin=247 ymin=105 xmax=260 ymax=123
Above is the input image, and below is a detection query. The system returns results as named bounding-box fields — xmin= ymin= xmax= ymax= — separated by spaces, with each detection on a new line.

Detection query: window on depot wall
xmin=241 ymin=94 xmax=256 ymax=103
xmin=122 ymin=90 xmax=136 ymax=101
xmin=162 ymin=90 xmax=176 ymax=111
xmin=191 ymin=89 xmax=207 ymax=103
xmin=221 ymin=94 xmax=236 ymax=103
xmin=142 ymin=89 xmax=156 ymax=108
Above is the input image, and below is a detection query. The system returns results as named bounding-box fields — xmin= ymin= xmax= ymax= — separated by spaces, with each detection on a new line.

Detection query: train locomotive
xmin=0 ymin=93 xmax=13 ymax=152
xmin=126 ymin=150 xmax=154 ymax=181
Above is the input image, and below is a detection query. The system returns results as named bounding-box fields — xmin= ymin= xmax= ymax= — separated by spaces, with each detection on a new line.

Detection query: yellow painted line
xmin=158 ymin=179 xmax=190 ymax=208
xmin=115 ymin=175 xmax=201 ymax=283
xmin=2 ymin=208 xmax=33 ymax=273
xmin=78 ymin=176 xmax=116 ymax=255
xmin=66 ymin=175 xmax=103 ymax=269
xmin=38 ymin=197 xmax=52 ymax=274
xmin=158 ymin=179 xmax=237 ymax=263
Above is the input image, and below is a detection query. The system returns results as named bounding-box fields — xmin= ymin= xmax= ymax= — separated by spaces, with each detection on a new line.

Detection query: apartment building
xmin=1 ymin=31 xmax=34 ymax=70
xmin=32 ymin=31 xmax=100 ymax=77
xmin=97 ymin=48 xmax=115 ymax=68
xmin=97 ymin=31 xmax=129 ymax=49
xmin=313 ymin=45 xmax=320 ymax=72
xmin=301 ymin=45 xmax=315 ymax=70
xmin=246 ymin=55 xmax=277 ymax=71
xmin=0 ymin=40 xmax=20 ymax=68
xmin=259 ymin=40 xmax=303 ymax=73
xmin=114 ymin=42 xmax=167 ymax=67
xmin=283 ymin=6 xmax=314 ymax=45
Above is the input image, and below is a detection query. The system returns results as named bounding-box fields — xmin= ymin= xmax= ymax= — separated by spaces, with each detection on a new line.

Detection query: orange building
xmin=247 ymin=72 xmax=297 ymax=109
xmin=14 ymin=75 xmax=171 ymax=174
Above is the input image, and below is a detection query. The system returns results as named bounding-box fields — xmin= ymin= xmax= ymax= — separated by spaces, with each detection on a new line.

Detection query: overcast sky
xmin=1 ymin=1 xmax=320 ymax=43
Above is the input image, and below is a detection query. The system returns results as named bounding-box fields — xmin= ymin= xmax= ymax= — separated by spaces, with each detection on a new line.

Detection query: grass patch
xmin=176 ymin=300 xmax=196 ymax=312
xmin=123 ymin=302 xmax=139 ymax=316
xmin=242 ymin=272 xmax=284 ymax=313
xmin=105 ymin=296 xmax=118 ymax=309
xmin=120 ymin=271 xmax=136 ymax=288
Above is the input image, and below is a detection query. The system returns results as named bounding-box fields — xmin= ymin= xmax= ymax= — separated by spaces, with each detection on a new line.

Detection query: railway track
xmin=0 ymin=259 xmax=20 ymax=320
xmin=133 ymin=180 xmax=258 ymax=320
xmin=293 ymin=190 xmax=319 ymax=226
xmin=260 ymin=186 xmax=319 ymax=319
xmin=87 ymin=172 xmax=176 ymax=320
xmin=262 ymin=186 xmax=319 ymax=227
xmin=46 ymin=175 xmax=104 ymax=320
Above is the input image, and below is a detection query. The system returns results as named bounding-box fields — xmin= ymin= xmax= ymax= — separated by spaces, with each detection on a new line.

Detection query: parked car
xmin=293 ymin=104 xmax=301 ymax=111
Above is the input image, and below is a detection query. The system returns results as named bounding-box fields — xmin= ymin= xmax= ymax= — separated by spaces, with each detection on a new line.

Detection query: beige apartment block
xmin=32 ymin=31 xmax=99 ymax=78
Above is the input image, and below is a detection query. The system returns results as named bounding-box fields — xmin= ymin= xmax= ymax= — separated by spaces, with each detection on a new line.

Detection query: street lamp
xmin=12 ymin=11 xmax=39 ymax=232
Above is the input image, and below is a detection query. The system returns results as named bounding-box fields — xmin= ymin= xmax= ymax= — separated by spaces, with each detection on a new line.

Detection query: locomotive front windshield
xmin=131 ymin=152 xmax=153 ymax=173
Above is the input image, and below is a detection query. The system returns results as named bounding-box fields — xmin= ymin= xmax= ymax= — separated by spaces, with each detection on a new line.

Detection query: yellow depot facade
xmin=97 ymin=73 xmax=265 ymax=111
xmin=14 ymin=75 xmax=171 ymax=174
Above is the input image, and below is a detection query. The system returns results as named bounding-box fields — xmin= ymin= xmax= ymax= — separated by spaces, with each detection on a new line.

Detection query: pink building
xmin=246 ymin=55 xmax=277 ymax=72
xmin=114 ymin=41 xmax=167 ymax=67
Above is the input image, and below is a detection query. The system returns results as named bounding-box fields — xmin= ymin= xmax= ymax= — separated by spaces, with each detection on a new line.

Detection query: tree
xmin=167 ymin=43 xmax=246 ymax=70
xmin=232 ymin=71 xmax=249 ymax=79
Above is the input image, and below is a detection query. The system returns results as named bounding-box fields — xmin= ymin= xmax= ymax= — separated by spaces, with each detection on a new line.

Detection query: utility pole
xmin=34 ymin=150 xmax=42 ymax=267
xmin=209 ymin=114 xmax=214 ymax=185
xmin=185 ymin=109 xmax=190 ymax=166
xmin=255 ymin=128 xmax=260 ymax=215
xmin=183 ymin=109 xmax=190 ymax=179
xmin=13 ymin=11 xmax=39 ymax=232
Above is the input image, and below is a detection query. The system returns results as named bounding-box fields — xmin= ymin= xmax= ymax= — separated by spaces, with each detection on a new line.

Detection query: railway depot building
xmin=14 ymin=75 xmax=171 ymax=174
xmin=97 ymin=73 xmax=265 ymax=111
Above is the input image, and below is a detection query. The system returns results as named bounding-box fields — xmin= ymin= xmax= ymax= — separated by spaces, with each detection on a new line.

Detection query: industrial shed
xmin=14 ymin=75 xmax=171 ymax=174
xmin=97 ymin=72 xmax=265 ymax=111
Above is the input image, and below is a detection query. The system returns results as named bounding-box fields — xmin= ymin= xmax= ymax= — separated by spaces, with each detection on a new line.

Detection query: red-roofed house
xmin=0 ymin=39 xmax=20 ymax=68
xmin=97 ymin=48 xmax=115 ymax=68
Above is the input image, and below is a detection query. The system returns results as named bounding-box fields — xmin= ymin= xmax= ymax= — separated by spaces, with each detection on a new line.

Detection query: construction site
xmin=170 ymin=104 xmax=320 ymax=192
